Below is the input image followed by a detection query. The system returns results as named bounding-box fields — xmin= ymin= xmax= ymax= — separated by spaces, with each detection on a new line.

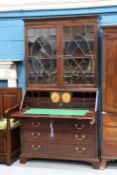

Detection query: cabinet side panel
xmin=102 ymin=32 xmax=117 ymax=113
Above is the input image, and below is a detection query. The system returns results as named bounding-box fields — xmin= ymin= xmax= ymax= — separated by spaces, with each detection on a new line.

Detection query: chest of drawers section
xmin=20 ymin=118 xmax=98 ymax=168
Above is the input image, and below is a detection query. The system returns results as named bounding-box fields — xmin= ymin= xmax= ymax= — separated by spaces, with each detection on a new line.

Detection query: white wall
xmin=0 ymin=0 xmax=116 ymax=11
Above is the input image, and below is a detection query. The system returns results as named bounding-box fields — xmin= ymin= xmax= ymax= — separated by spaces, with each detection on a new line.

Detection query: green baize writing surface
xmin=24 ymin=108 xmax=89 ymax=116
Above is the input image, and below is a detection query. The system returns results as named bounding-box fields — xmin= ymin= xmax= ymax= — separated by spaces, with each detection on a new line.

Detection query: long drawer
xmin=21 ymin=130 xmax=96 ymax=145
xmin=21 ymin=118 xmax=95 ymax=133
xmin=21 ymin=142 xmax=96 ymax=159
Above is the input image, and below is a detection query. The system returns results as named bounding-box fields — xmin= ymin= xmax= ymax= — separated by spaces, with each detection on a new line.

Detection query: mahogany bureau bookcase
xmin=101 ymin=26 xmax=117 ymax=169
xmin=0 ymin=88 xmax=22 ymax=165
xmin=9 ymin=16 xmax=100 ymax=168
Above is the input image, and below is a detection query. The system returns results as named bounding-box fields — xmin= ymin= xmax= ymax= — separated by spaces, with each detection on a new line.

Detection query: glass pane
xmin=28 ymin=28 xmax=57 ymax=85
xmin=63 ymin=26 xmax=95 ymax=86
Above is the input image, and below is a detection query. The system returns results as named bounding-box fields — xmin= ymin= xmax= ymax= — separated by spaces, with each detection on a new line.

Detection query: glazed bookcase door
xmin=27 ymin=27 xmax=57 ymax=86
xmin=63 ymin=25 xmax=95 ymax=86
xmin=102 ymin=31 xmax=117 ymax=113
xmin=25 ymin=17 xmax=98 ymax=89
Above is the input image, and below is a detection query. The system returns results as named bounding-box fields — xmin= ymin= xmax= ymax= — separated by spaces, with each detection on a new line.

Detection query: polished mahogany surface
xmin=101 ymin=26 xmax=117 ymax=169
xmin=0 ymin=88 xmax=22 ymax=164
xmin=10 ymin=16 xmax=99 ymax=169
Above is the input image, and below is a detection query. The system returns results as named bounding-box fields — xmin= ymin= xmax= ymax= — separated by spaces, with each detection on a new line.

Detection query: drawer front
xmin=22 ymin=142 xmax=58 ymax=155
xmin=55 ymin=119 xmax=96 ymax=133
xmin=103 ymin=114 xmax=117 ymax=127
xmin=21 ymin=119 xmax=95 ymax=133
xmin=59 ymin=144 xmax=96 ymax=158
xmin=103 ymin=127 xmax=117 ymax=141
xmin=102 ymin=141 xmax=117 ymax=157
xmin=21 ymin=131 xmax=57 ymax=143
xmin=21 ymin=130 xmax=96 ymax=145
xmin=0 ymin=137 xmax=6 ymax=153
xmin=57 ymin=131 xmax=96 ymax=145
xmin=22 ymin=143 xmax=96 ymax=159
xmin=21 ymin=118 xmax=51 ymax=131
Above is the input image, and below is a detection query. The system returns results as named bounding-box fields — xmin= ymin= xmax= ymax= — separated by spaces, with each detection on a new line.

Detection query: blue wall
xmin=0 ymin=80 xmax=7 ymax=87
xmin=0 ymin=20 xmax=24 ymax=60
xmin=0 ymin=19 xmax=25 ymax=89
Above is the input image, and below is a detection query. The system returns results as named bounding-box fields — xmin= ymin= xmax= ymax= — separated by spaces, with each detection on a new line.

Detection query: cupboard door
xmin=102 ymin=32 xmax=117 ymax=113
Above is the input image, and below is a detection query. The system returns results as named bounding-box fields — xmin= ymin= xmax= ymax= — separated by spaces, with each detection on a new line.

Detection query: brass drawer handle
xmin=75 ymin=147 xmax=86 ymax=153
xmin=32 ymin=122 xmax=40 ymax=127
xmin=31 ymin=132 xmax=40 ymax=138
xmin=74 ymin=123 xmax=85 ymax=130
xmin=74 ymin=134 xmax=86 ymax=140
xmin=32 ymin=144 xmax=41 ymax=151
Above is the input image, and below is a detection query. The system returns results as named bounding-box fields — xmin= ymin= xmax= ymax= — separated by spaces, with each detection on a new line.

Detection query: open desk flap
xmin=18 ymin=89 xmax=98 ymax=124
